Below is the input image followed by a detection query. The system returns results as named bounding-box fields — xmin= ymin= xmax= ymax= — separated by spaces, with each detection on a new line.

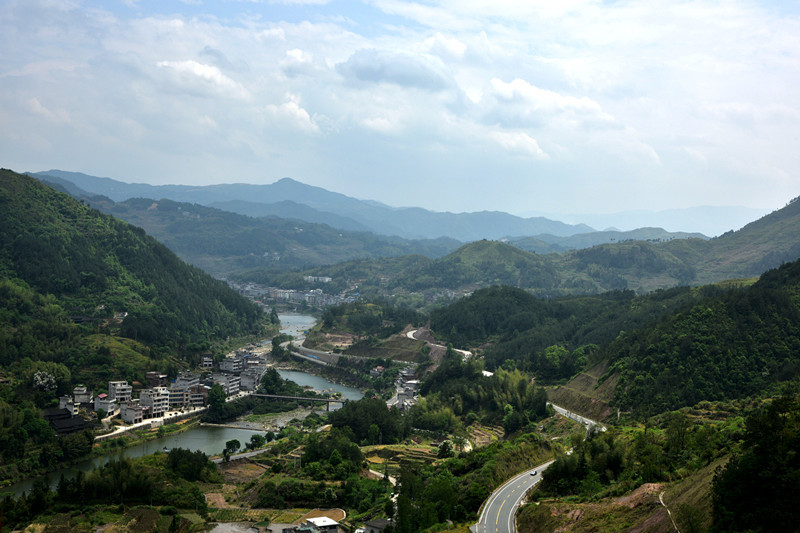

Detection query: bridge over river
xmin=249 ymin=393 xmax=343 ymax=410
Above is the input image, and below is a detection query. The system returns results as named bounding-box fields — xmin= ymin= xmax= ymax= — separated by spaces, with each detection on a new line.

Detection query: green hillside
xmin=81 ymin=196 xmax=459 ymax=275
xmin=605 ymin=258 xmax=800 ymax=413
xmin=428 ymin=255 xmax=800 ymax=416
xmin=0 ymin=170 xmax=265 ymax=347
xmin=0 ymin=169 xmax=274 ymax=484
xmin=691 ymin=196 xmax=800 ymax=282
xmin=429 ymin=284 xmax=711 ymax=376
xmin=397 ymin=240 xmax=559 ymax=291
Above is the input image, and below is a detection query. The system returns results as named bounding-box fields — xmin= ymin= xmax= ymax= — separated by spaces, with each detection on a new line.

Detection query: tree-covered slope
xmin=605 ymin=259 xmax=800 ymax=413
xmin=0 ymin=169 xmax=273 ymax=484
xmin=429 ymin=285 xmax=710 ymax=377
xmin=550 ymin=196 xmax=800 ymax=293
xmin=429 ymin=258 xmax=800 ymax=413
xmin=398 ymin=240 xmax=559 ymax=291
xmin=689 ymin=195 xmax=800 ymax=283
xmin=0 ymin=169 xmax=265 ymax=347
xmin=70 ymin=195 xmax=461 ymax=275
xmin=511 ymin=226 xmax=707 ymax=254
xmin=235 ymin=241 xmax=559 ymax=299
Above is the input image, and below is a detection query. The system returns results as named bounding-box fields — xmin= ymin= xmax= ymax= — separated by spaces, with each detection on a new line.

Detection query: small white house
xmin=305 ymin=517 xmax=338 ymax=532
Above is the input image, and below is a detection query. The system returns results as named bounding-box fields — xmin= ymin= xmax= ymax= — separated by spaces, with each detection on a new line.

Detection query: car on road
xmin=530 ymin=470 xmax=537 ymax=476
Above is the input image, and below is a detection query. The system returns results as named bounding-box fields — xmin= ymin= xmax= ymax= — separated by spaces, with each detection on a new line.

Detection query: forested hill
xmin=0 ymin=169 xmax=265 ymax=348
xmin=686 ymin=195 xmax=800 ymax=283
xmin=605 ymin=258 xmax=800 ymax=412
xmin=83 ymin=196 xmax=460 ymax=275
xmin=429 ymin=284 xmax=711 ymax=378
xmin=430 ymin=259 xmax=800 ymax=415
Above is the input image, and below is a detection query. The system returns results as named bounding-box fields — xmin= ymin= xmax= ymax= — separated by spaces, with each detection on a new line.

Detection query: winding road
xmin=471 ymin=403 xmax=603 ymax=533
xmin=406 ymin=329 xmax=472 ymax=358
xmin=472 ymin=461 xmax=554 ymax=533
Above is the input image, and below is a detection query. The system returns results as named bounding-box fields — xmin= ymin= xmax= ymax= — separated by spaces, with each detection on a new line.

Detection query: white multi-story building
xmin=219 ymin=357 xmax=244 ymax=373
xmin=59 ymin=396 xmax=77 ymax=415
xmin=120 ymin=401 xmax=143 ymax=424
xmin=211 ymin=374 xmax=240 ymax=396
xmin=173 ymin=372 xmax=200 ymax=390
xmin=108 ymin=381 xmax=132 ymax=402
xmin=169 ymin=388 xmax=189 ymax=408
xmin=240 ymin=368 xmax=266 ymax=391
xmin=73 ymin=385 xmax=93 ymax=404
xmin=140 ymin=387 xmax=170 ymax=418
xmin=94 ymin=393 xmax=117 ymax=416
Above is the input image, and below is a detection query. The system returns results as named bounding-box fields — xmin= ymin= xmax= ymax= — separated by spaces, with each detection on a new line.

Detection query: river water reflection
xmin=2 ymin=425 xmax=263 ymax=498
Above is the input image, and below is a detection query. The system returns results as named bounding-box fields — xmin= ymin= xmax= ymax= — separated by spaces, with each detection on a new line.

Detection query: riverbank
xmin=93 ymin=416 xmax=202 ymax=454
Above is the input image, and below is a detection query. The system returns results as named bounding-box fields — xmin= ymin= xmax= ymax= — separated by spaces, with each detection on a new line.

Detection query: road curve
xmin=471 ymin=403 xmax=604 ymax=533
xmin=406 ymin=329 xmax=472 ymax=358
xmin=473 ymin=461 xmax=553 ymax=533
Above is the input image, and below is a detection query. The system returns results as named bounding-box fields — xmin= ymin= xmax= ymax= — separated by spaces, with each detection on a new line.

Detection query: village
xmin=42 ymin=350 xmax=272 ymax=438
xmin=42 ymin=347 xmax=421 ymax=441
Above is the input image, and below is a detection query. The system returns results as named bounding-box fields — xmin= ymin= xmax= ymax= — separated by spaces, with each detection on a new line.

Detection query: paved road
xmin=548 ymin=402 xmax=606 ymax=432
xmin=473 ymin=461 xmax=554 ymax=533
xmin=406 ymin=329 xmax=472 ymax=358
xmin=472 ymin=403 xmax=604 ymax=533
xmin=211 ymin=448 xmax=267 ymax=464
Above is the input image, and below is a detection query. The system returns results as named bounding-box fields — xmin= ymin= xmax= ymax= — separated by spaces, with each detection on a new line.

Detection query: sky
xmin=2 ymin=0 xmax=799 ymax=220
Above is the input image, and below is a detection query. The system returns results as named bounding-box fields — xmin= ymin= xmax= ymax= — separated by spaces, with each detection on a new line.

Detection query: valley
xmin=2 ymin=168 xmax=800 ymax=533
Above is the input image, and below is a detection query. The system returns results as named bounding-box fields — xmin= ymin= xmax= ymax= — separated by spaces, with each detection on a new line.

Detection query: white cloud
xmin=361 ymin=116 xmax=398 ymax=134
xmin=257 ymin=28 xmax=286 ymax=41
xmin=479 ymin=77 xmax=617 ymax=135
xmin=268 ymin=0 xmax=333 ymax=4
xmin=156 ymin=59 xmax=250 ymax=99
xmin=27 ymin=97 xmax=70 ymax=123
xmin=421 ymin=32 xmax=467 ymax=59
xmin=336 ymin=48 xmax=454 ymax=91
xmin=263 ymin=93 xmax=320 ymax=133
xmin=488 ymin=78 xmax=611 ymax=119
xmin=488 ymin=130 xmax=548 ymax=159
xmin=280 ymin=48 xmax=316 ymax=77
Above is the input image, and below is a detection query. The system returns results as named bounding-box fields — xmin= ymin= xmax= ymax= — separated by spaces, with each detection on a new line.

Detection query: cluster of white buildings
xmin=229 ymin=281 xmax=350 ymax=308
xmin=392 ymin=367 xmax=420 ymax=411
xmin=57 ymin=351 xmax=272 ymax=426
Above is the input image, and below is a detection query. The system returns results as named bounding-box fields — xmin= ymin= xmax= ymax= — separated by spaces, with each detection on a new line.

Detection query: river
xmin=1 ymin=425 xmax=263 ymax=498
xmin=3 ymin=315 xmax=363 ymax=499
xmin=278 ymin=312 xmax=317 ymax=339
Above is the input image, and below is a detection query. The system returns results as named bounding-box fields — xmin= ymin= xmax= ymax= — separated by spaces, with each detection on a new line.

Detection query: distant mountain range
xmin=31 ymin=169 xmax=799 ymax=297
xmin=247 ymin=192 xmax=800 ymax=297
xmin=509 ymin=227 xmax=706 ymax=254
xmin=72 ymin=195 xmax=461 ymax=276
xmin=30 ymin=170 xmax=599 ymax=241
xmin=521 ymin=205 xmax=772 ymax=237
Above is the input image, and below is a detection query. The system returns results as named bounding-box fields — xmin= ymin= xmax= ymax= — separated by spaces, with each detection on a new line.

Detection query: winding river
xmin=3 ymin=314 xmax=362 ymax=498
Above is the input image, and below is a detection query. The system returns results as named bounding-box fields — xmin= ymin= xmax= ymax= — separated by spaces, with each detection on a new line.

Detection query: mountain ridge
xmin=32 ymin=170 xmax=594 ymax=241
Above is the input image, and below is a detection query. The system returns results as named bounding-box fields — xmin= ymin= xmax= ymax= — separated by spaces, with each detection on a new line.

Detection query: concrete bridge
xmin=250 ymin=393 xmax=343 ymax=411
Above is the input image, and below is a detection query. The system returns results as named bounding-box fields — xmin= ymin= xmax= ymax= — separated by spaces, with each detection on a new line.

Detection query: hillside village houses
xmin=108 ymin=380 xmax=132 ymax=402
xmin=394 ymin=367 xmax=420 ymax=411
xmin=94 ymin=393 xmax=117 ymax=416
xmin=46 ymin=349 xmax=270 ymax=434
